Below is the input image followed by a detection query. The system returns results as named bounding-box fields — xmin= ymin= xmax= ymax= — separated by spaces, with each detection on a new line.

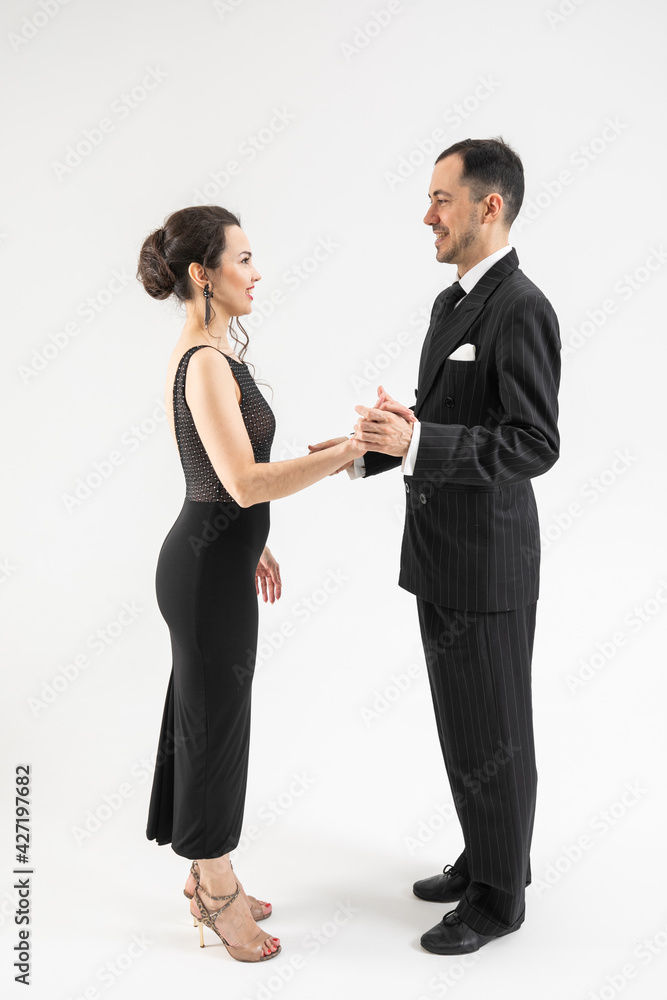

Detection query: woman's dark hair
xmin=435 ymin=136 xmax=524 ymax=227
xmin=137 ymin=205 xmax=265 ymax=382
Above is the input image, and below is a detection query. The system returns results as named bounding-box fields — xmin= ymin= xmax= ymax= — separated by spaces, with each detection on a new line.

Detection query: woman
xmin=136 ymin=206 xmax=367 ymax=964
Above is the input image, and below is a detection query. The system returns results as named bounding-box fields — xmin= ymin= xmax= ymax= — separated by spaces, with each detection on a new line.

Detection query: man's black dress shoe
xmin=420 ymin=909 xmax=522 ymax=955
xmin=413 ymin=864 xmax=469 ymax=903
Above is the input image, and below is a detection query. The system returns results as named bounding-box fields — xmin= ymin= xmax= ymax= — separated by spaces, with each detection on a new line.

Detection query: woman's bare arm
xmin=184 ymin=347 xmax=364 ymax=507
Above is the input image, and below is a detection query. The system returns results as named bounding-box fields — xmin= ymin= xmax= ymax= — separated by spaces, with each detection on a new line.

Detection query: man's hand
xmin=307 ymin=436 xmax=354 ymax=474
xmin=354 ymin=386 xmax=415 ymax=458
xmin=307 ymin=387 xmax=413 ymax=471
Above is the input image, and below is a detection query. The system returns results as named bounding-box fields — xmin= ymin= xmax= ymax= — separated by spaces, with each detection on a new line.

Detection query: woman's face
xmin=214 ymin=226 xmax=262 ymax=317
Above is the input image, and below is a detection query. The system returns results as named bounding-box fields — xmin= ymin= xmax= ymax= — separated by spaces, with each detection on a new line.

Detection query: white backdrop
xmin=3 ymin=1 xmax=666 ymax=998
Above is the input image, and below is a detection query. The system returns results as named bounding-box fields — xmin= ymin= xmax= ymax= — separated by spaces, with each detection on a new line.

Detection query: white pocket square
xmin=447 ymin=343 xmax=476 ymax=361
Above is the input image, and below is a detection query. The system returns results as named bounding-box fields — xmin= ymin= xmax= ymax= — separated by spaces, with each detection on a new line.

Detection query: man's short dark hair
xmin=435 ymin=136 xmax=524 ymax=227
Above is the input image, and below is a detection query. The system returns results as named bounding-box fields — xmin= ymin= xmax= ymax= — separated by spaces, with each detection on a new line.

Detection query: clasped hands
xmin=307 ymin=385 xmax=417 ymax=473
xmin=256 ymin=387 xmax=415 ymax=602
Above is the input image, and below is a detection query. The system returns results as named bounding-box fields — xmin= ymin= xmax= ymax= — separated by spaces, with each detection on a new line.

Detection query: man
xmin=310 ymin=137 xmax=561 ymax=954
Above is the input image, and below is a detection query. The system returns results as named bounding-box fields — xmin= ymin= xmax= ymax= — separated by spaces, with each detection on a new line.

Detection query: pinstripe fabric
xmin=417 ymin=598 xmax=537 ymax=933
xmin=364 ymin=248 xmax=561 ymax=611
xmin=361 ymin=249 xmax=560 ymax=933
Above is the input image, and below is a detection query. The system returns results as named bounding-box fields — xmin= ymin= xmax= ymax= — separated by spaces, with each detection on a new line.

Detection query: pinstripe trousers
xmin=416 ymin=597 xmax=538 ymax=934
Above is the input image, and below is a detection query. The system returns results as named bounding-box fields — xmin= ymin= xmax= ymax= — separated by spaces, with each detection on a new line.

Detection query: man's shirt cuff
xmin=401 ymin=420 xmax=421 ymax=476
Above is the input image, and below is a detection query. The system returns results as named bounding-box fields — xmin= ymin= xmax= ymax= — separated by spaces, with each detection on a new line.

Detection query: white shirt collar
xmin=457 ymin=244 xmax=513 ymax=295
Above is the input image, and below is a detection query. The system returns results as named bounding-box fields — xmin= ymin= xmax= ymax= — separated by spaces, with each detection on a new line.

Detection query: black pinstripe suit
xmin=362 ymin=247 xmax=561 ymax=933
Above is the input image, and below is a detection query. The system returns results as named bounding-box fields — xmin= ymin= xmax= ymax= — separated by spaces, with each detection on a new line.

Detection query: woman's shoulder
xmin=184 ymin=345 xmax=242 ymax=404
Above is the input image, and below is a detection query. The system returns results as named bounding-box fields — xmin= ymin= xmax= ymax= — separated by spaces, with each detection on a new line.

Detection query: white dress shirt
xmin=347 ymin=244 xmax=513 ymax=479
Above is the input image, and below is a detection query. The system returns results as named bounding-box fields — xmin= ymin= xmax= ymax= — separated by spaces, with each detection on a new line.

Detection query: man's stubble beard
xmin=436 ymin=210 xmax=481 ymax=266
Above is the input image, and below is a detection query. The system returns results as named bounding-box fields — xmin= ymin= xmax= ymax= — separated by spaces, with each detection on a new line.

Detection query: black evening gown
xmin=147 ymin=345 xmax=275 ymax=859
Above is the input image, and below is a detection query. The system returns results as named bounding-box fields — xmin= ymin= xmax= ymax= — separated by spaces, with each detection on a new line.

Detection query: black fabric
xmin=174 ymin=345 xmax=275 ymax=502
xmin=364 ymin=248 xmax=561 ymax=611
xmin=417 ymin=279 xmax=467 ymax=386
xmin=417 ymin=597 xmax=537 ymax=934
xmin=146 ymin=346 xmax=274 ymax=859
xmin=361 ymin=249 xmax=560 ymax=934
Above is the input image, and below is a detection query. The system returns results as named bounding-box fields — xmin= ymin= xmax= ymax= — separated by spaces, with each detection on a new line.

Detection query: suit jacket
xmin=363 ymin=248 xmax=561 ymax=611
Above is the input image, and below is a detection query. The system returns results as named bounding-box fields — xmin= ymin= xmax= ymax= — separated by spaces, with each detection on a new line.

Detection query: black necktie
xmin=416 ymin=281 xmax=467 ymax=394
xmin=438 ymin=280 xmax=467 ymax=323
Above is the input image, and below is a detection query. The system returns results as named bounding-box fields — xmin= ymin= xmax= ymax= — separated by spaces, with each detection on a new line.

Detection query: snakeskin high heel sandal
xmin=183 ymin=860 xmax=272 ymax=921
xmin=190 ymin=879 xmax=281 ymax=962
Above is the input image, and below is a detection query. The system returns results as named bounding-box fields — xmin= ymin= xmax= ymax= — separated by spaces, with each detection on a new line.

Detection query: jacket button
xmin=445 ymin=396 xmax=455 ymax=407
xmin=405 ymin=483 xmax=410 ymax=493
xmin=419 ymin=493 xmax=427 ymax=504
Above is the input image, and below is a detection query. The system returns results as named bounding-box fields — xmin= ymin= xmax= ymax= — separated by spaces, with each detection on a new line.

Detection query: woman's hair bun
xmin=137 ymin=206 xmax=243 ymax=306
xmin=136 ymin=227 xmax=176 ymax=300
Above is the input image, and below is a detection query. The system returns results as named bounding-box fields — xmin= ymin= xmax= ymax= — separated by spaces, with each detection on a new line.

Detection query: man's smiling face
xmin=423 ymin=153 xmax=485 ymax=269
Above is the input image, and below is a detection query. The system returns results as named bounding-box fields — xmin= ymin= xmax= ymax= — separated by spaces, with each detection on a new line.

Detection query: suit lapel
xmin=415 ymin=248 xmax=519 ymax=417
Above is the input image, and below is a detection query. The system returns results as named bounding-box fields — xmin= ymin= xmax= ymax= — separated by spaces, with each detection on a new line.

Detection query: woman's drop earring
xmin=203 ymin=283 xmax=212 ymax=330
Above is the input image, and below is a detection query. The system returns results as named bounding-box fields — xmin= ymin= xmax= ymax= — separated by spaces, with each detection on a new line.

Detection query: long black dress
xmin=147 ymin=344 xmax=275 ymax=859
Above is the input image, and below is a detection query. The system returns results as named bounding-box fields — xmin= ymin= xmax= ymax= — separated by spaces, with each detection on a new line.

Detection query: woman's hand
xmin=307 ymin=436 xmax=365 ymax=474
xmin=256 ymin=546 xmax=282 ymax=603
xmin=374 ymin=385 xmax=418 ymax=423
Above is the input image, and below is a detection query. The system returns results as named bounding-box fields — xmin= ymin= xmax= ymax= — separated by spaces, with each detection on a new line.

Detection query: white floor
xmin=5 ymin=659 xmax=665 ymax=1000
xmin=15 ymin=828 xmax=666 ymax=1000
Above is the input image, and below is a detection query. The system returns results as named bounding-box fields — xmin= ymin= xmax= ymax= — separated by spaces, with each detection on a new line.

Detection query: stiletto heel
xmin=184 ymin=860 xmax=272 ymax=920
xmin=191 ymin=880 xmax=280 ymax=962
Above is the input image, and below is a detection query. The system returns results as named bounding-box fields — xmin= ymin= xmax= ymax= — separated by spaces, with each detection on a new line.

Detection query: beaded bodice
xmin=173 ymin=345 xmax=275 ymax=502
